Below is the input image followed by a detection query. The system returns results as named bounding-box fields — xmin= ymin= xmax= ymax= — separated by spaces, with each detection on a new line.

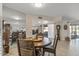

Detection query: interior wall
xmin=26 ymin=15 xmax=32 ymax=37
xmin=31 ymin=16 xmax=70 ymax=40
xmin=0 ymin=4 xmax=2 ymax=17
xmin=4 ymin=18 xmax=26 ymax=32
xmin=3 ymin=6 xmax=26 ymax=32
xmin=3 ymin=6 xmax=71 ymax=40
xmin=54 ymin=16 xmax=70 ymax=40
xmin=48 ymin=24 xmax=54 ymax=39
xmin=26 ymin=15 xmax=64 ymax=39
xmin=60 ymin=21 xmax=70 ymax=40
xmin=0 ymin=3 xmax=2 ymax=55
xmin=53 ymin=16 xmax=62 ymax=40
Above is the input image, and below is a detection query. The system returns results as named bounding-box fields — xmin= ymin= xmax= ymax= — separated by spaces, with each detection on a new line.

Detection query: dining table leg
xmin=35 ymin=47 xmax=43 ymax=56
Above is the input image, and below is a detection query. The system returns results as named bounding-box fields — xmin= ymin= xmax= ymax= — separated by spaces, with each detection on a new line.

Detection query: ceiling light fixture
xmin=14 ymin=17 xmax=20 ymax=20
xmin=12 ymin=16 xmax=21 ymax=20
xmin=34 ymin=3 xmax=42 ymax=8
xmin=38 ymin=21 xmax=41 ymax=23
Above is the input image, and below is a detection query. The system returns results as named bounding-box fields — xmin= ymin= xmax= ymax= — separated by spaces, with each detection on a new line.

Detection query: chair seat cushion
xmin=44 ymin=45 xmax=54 ymax=49
xmin=43 ymin=46 xmax=55 ymax=53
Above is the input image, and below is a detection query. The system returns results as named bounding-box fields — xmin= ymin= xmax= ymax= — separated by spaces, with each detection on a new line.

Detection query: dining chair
xmin=17 ymin=39 xmax=36 ymax=56
xmin=43 ymin=35 xmax=59 ymax=56
xmin=35 ymin=33 xmax=44 ymax=55
xmin=36 ymin=32 xmax=43 ymax=38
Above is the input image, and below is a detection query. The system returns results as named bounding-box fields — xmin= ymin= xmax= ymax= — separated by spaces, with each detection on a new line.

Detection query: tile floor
xmin=4 ymin=39 xmax=79 ymax=56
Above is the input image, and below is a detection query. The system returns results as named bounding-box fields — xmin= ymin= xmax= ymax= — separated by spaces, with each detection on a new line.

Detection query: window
xmin=70 ymin=24 xmax=79 ymax=38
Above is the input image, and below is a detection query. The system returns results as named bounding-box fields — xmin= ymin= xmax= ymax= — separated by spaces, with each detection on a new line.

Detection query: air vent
xmin=38 ymin=17 xmax=42 ymax=19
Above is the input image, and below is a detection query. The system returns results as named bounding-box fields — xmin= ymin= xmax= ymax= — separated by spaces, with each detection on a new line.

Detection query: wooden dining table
xmin=18 ymin=37 xmax=52 ymax=56
xmin=25 ymin=37 xmax=51 ymax=48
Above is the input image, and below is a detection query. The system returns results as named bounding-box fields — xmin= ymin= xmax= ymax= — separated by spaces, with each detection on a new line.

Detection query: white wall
xmin=26 ymin=15 xmax=53 ymax=37
xmin=53 ymin=16 xmax=70 ymax=40
xmin=3 ymin=6 xmax=26 ymax=32
xmin=3 ymin=6 xmax=26 ymax=20
xmin=31 ymin=16 xmax=70 ymax=40
xmin=32 ymin=15 xmax=71 ymax=40
xmin=3 ymin=6 xmax=71 ymax=40
xmin=48 ymin=24 xmax=54 ymax=39
xmin=0 ymin=3 xmax=2 ymax=56
xmin=26 ymin=15 xmax=32 ymax=37
xmin=0 ymin=4 xmax=2 ymax=16
xmin=60 ymin=21 xmax=70 ymax=40
xmin=53 ymin=16 xmax=62 ymax=39
xmin=0 ymin=3 xmax=2 ymax=34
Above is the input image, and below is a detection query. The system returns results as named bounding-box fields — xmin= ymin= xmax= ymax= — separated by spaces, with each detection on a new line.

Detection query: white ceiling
xmin=3 ymin=3 xmax=79 ymax=20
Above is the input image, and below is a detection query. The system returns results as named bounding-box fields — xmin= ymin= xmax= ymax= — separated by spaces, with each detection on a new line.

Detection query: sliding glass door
xmin=43 ymin=24 xmax=54 ymax=39
xmin=70 ymin=24 xmax=79 ymax=39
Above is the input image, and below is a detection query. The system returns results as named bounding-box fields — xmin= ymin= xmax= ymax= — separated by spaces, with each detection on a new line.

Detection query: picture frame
xmin=64 ymin=25 xmax=67 ymax=30
xmin=56 ymin=25 xmax=61 ymax=30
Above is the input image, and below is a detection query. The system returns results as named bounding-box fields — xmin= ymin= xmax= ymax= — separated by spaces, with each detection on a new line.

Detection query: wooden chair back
xmin=36 ymin=33 xmax=44 ymax=40
xmin=52 ymin=35 xmax=59 ymax=50
xmin=17 ymin=39 xmax=35 ymax=56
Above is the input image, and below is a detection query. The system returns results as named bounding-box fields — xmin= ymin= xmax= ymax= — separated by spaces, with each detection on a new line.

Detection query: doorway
xmin=70 ymin=24 xmax=79 ymax=39
xmin=43 ymin=24 xmax=54 ymax=39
